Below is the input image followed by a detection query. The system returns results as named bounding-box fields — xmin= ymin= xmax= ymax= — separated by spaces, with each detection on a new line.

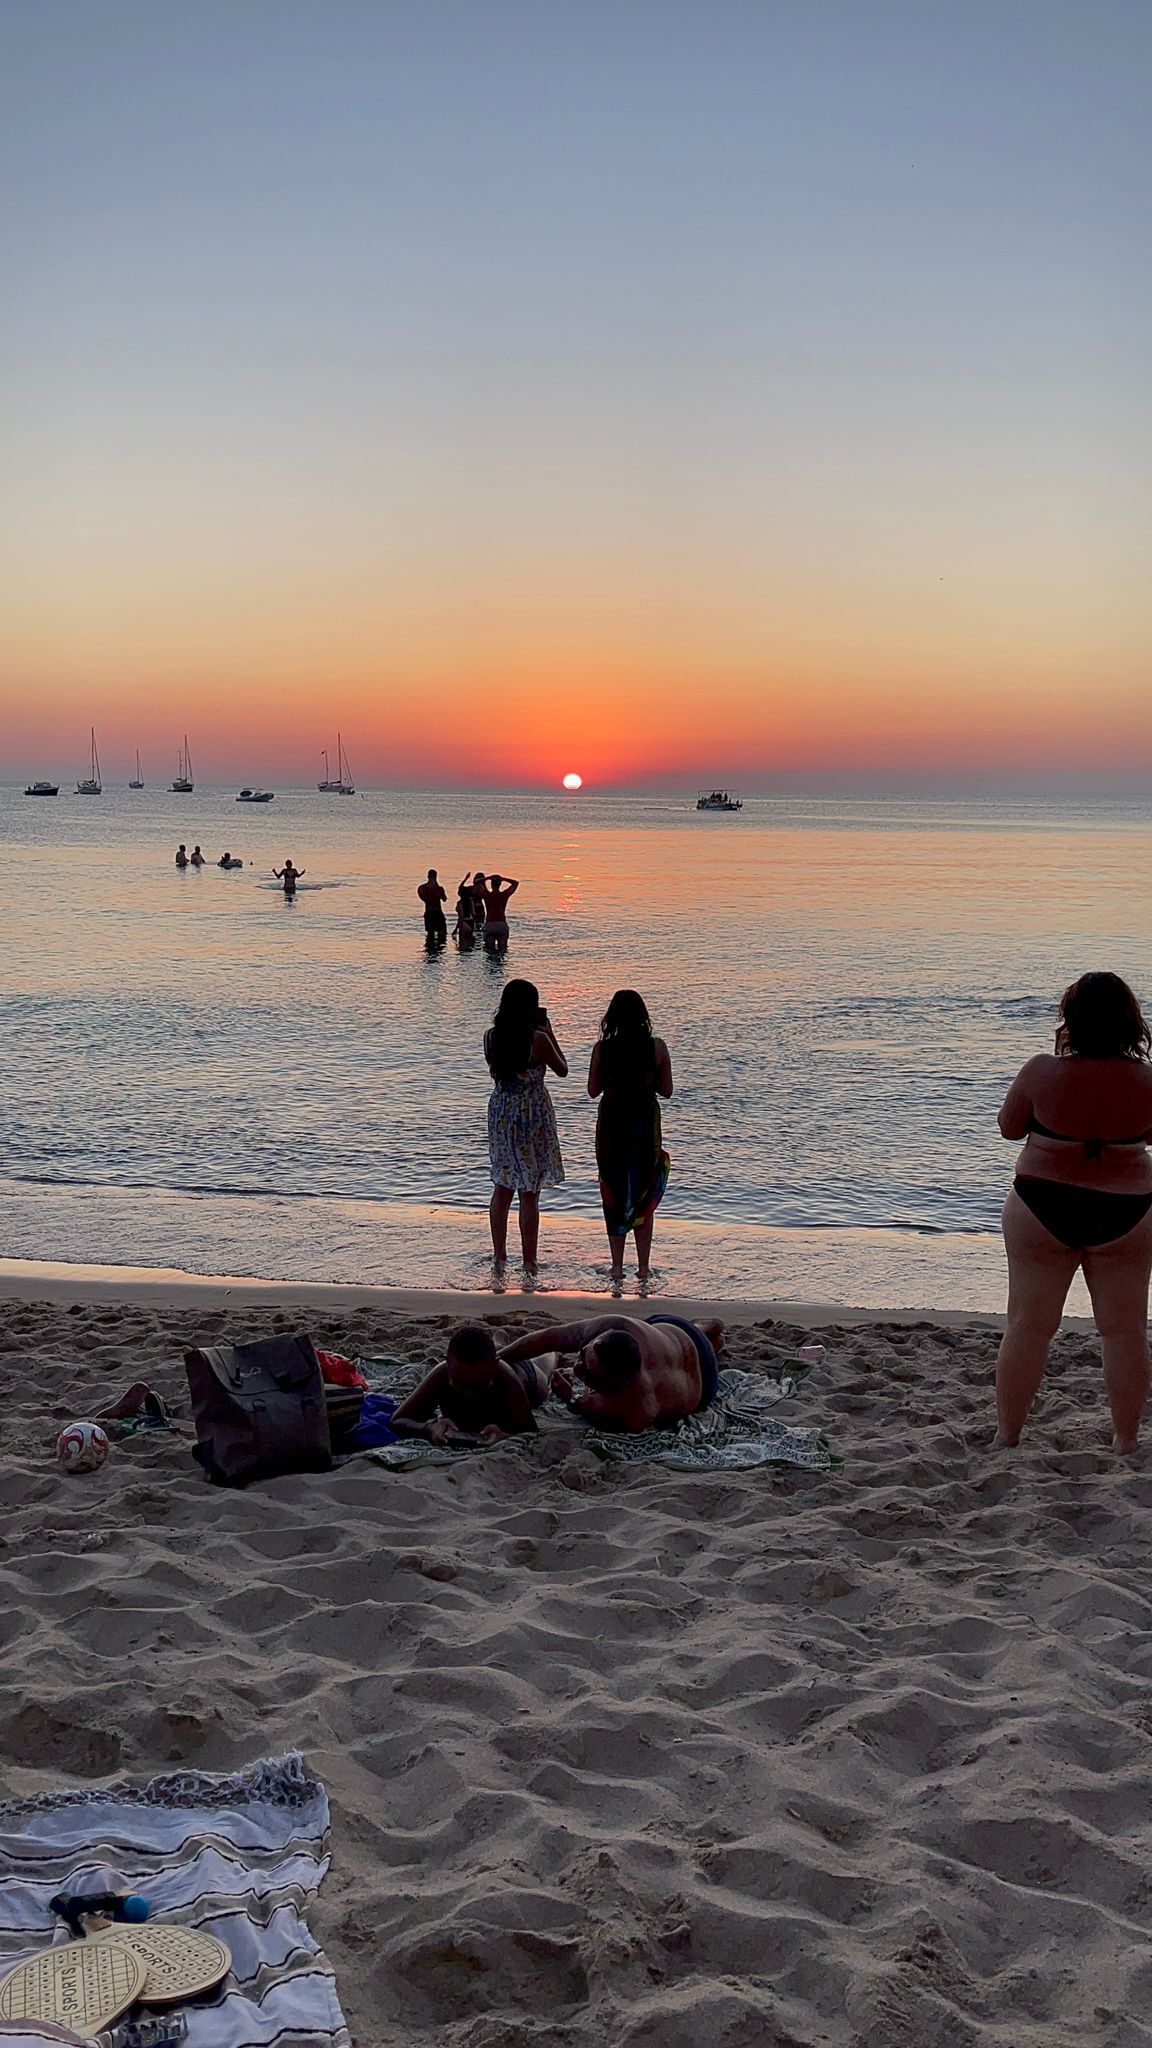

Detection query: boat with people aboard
xmin=170 ymin=737 xmax=194 ymax=793
xmin=237 ymin=788 xmax=275 ymax=802
xmin=76 ymin=729 xmax=102 ymax=796
xmin=318 ymin=733 xmax=355 ymax=794
xmin=696 ymin=789 xmax=743 ymax=811
xmin=24 ymin=780 xmax=59 ymax=796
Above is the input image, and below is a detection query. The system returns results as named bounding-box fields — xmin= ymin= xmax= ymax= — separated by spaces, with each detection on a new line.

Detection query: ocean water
xmin=3 ymin=783 xmax=1151 ymax=1308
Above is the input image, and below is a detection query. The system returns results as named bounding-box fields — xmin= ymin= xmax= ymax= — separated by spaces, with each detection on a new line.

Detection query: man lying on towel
xmin=391 ymin=1322 xmax=558 ymax=1446
xmin=499 ymin=1313 xmax=725 ymax=1431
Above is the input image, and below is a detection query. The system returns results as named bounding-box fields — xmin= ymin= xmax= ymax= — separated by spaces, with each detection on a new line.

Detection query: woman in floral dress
xmin=485 ymin=979 xmax=567 ymax=1275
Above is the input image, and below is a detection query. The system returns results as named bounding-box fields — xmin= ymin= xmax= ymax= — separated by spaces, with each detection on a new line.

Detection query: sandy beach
xmin=2 ymin=1273 xmax=1147 ymax=2045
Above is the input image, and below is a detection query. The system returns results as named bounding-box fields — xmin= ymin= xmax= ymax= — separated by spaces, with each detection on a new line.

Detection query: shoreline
xmin=0 ymin=1253 xmax=1094 ymax=1331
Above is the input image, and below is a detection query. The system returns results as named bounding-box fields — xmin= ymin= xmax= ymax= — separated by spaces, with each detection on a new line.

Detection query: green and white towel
xmin=360 ymin=1357 xmax=835 ymax=1474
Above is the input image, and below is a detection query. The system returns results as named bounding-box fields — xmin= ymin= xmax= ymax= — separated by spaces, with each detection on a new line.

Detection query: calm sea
xmin=3 ymin=784 xmax=1150 ymax=1309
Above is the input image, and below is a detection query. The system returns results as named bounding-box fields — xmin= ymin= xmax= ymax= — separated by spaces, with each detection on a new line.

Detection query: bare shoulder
xmin=1021 ymin=1052 xmax=1057 ymax=1078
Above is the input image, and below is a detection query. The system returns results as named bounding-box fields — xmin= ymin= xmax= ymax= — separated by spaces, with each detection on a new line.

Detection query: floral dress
xmin=487 ymin=1057 xmax=565 ymax=1193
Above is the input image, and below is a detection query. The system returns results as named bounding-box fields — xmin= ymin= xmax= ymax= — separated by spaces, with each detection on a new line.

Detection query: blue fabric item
xmin=343 ymin=1393 xmax=399 ymax=1448
xmin=646 ymin=1314 xmax=719 ymax=1409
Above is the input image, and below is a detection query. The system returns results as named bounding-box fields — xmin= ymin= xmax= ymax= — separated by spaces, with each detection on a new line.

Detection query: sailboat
xmin=76 ymin=728 xmax=102 ymax=796
xmin=129 ymin=749 xmax=144 ymax=789
xmin=170 ymin=737 xmax=194 ymax=793
xmin=317 ymin=732 xmax=355 ymax=795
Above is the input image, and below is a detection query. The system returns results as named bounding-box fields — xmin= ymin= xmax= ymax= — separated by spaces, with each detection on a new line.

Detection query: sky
xmin=2 ymin=0 xmax=1149 ymax=790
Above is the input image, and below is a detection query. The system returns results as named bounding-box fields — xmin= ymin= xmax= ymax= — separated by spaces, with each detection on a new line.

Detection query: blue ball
xmin=123 ymin=1894 xmax=151 ymax=1922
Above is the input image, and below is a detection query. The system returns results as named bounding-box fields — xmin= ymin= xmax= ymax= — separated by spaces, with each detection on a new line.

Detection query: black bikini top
xmin=1029 ymin=1117 xmax=1152 ymax=1161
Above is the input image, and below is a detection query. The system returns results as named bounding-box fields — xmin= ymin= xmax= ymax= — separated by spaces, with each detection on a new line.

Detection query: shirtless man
xmin=190 ymin=845 xmax=205 ymax=867
xmin=175 ymin=844 xmax=188 ymax=869
xmin=481 ymin=873 xmax=519 ymax=951
xmin=498 ymin=1312 xmax=724 ymax=1431
xmin=391 ymin=1322 xmax=558 ymax=1446
xmin=274 ymin=859 xmax=304 ymax=896
xmin=417 ymin=868 xmax=448 ymax=941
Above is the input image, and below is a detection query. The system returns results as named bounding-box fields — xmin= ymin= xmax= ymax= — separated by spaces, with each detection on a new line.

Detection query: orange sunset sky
xmin=3 ymin=2 xmax=1150 ymax=789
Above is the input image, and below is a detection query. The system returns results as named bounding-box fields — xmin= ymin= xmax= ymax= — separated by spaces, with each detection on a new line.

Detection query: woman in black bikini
xmin=996 ymin=972 xmax=1152 ymax=1451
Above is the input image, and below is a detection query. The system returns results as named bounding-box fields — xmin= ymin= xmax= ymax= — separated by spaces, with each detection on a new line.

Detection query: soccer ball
xmin=56 ymin=1421 xmax=111 ymax=1474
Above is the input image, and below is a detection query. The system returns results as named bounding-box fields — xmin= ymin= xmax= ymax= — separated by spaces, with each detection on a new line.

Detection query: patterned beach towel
xmin=0 ymin=1753 xmax=349 ymax=2048
xmin=358 ymin=1357 xmax=835 ymax=1473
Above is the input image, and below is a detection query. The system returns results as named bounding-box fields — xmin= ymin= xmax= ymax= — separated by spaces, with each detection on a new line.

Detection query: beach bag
xmin=185 ymin=1332 xmax=332 ymax=1486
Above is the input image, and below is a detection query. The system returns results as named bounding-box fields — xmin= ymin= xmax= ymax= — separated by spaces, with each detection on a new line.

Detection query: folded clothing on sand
xmin=0 ymin=1754 xmax=349 ymax=2048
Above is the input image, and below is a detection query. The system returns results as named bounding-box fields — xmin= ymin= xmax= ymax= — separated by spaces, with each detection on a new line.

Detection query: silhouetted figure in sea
xmin=175 ymin=844 xmax=188 ymax=869
xmin=274 ymin=859 xmax=304 ymax=897
xmin=481 ymin=873 xmax=519 ymax=952
xmin=454 ymin=879 xmax=477 ymax=950
xmin=418 ymin=868 xmax=448 ymax=943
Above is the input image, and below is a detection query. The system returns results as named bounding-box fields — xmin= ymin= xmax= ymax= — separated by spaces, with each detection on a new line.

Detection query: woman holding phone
xmin=484 ymin=979 xmax=567 ymax=1274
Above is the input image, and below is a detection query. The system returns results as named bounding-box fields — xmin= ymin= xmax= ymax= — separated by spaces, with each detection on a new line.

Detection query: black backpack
xmin=185 ymin=1333 xmax=332 ymax=1487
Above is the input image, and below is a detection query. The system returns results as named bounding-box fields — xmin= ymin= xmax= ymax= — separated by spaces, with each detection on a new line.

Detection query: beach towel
xmin=0 ymin=1754 xmax=349 ymax=2048
xmin=355 ymin=1357 xmax=835 ymax=1473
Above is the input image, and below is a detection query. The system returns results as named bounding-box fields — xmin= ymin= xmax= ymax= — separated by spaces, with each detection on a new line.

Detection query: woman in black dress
xmin=588 ymin=990 xmax=673 ymax=1292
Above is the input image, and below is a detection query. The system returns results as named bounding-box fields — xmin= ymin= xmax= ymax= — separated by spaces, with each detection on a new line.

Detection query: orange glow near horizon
xmin=5 ymin=427 xmax=1151 ymax=787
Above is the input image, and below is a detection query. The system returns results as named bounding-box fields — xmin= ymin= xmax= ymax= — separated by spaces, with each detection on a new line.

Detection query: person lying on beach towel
xmin=391 ymin=1321 xmax=558 ymax=1446
xmin=498 ymin=1312 xmax=724 ymax=1431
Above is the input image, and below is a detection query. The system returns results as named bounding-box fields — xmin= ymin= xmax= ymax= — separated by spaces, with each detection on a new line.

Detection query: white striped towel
xmin=0 ymin=1753 xmax=349 ymax=2048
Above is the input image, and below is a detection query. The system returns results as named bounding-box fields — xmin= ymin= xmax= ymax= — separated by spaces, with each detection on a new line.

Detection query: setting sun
xmin=562 ymin=773 xmax=583 ymax=791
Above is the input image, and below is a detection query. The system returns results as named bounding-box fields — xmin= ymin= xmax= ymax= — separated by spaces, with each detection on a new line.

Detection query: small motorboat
xmin=237 ymin=788 xmax=275 ymax=802
xmin=25 ymin=780 xmax=59 ymax=796
xmin=696 ymin=789 xmax=743 ymax=811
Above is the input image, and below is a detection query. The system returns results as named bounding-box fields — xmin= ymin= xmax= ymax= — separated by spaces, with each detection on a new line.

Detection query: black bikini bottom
xmin=1014 ymin=1177 xmax=1152 ymax=1250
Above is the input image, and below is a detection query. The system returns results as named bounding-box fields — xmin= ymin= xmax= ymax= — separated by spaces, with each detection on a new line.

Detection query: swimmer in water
xmin=190 ymin=845 xmax=204 ymax=867
xmin=274 ymin=860 xmax=305 ymax=896
xmin=175 ymin=844 xmax=188 ymax=869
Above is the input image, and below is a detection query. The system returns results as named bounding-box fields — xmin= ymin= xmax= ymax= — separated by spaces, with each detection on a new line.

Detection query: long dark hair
xmin=487 ymin=979 xmax=541 ymax=1082
xmin=1058 ymin=972 xmax=1151 ymax=1061
xmin=597 ymin=988 xmax=656 ymax=1088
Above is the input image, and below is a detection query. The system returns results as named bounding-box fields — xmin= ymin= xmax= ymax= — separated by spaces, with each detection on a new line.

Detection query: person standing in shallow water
xmin=588 ymin=990 xmax=673 ymax=1293
xmin=995 ymin=971 xmax=1152 ymax=1453
xmin=418 ymin=868 xmax=448 ymax=942
xmin=480 ymin=873 xmax=519 ymax=951
xmin=453 ymin=877 xmax=476 ymax=950
xmin=485 ymin=979 xmax=567 ymax=1276
xmin=273 ymin=859 xmax=304 ymax=896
